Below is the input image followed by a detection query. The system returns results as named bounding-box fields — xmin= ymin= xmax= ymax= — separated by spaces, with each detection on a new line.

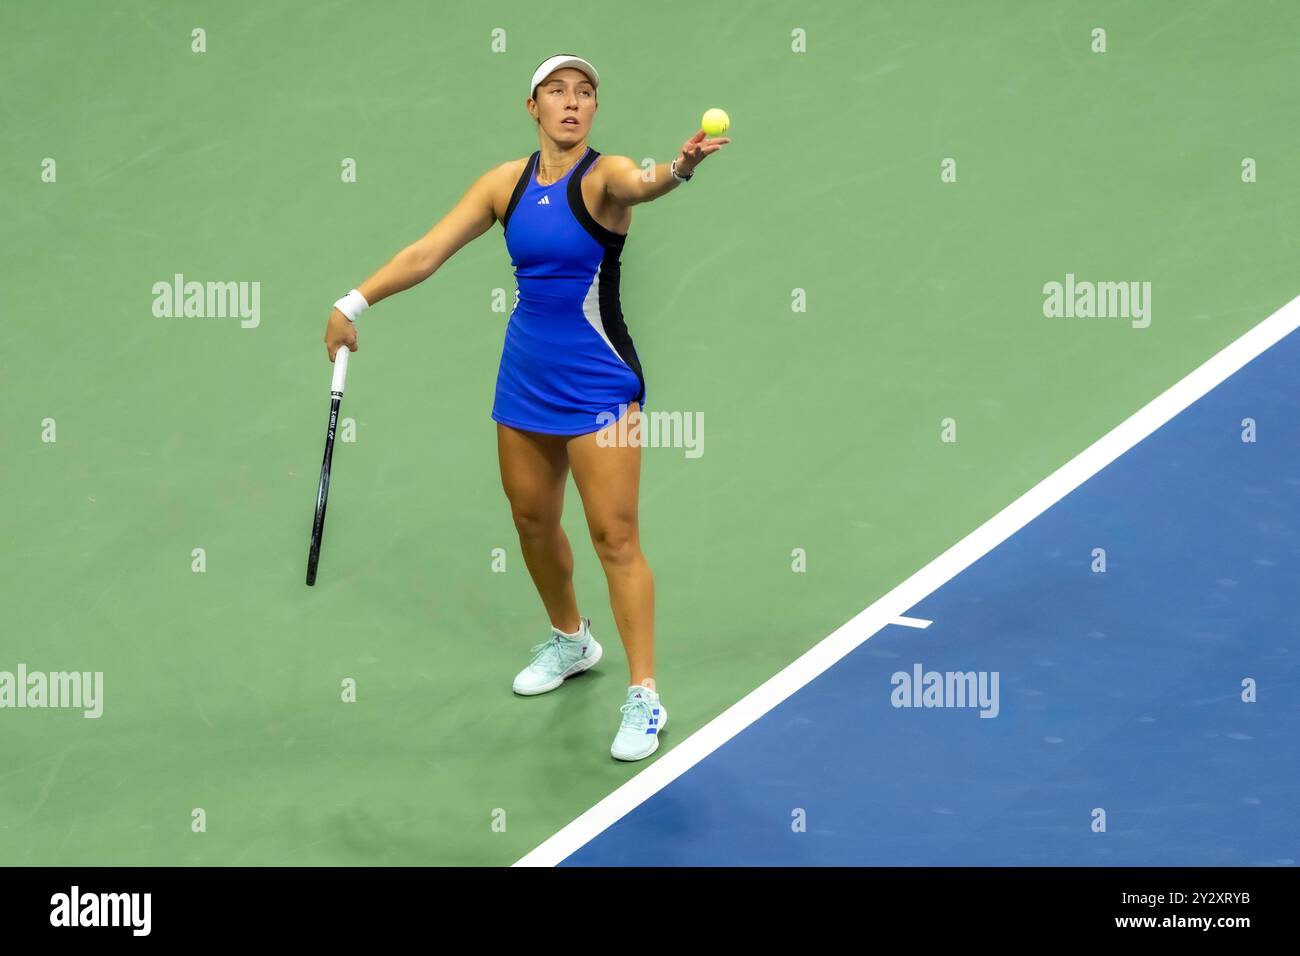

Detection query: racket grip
xmin=331 ymin=347 xmax=350 ymax=395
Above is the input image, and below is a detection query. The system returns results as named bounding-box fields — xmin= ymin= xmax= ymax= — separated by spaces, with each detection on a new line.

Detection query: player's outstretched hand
xmin=676 ymin=129 xmax=731 ymax=178
xmin=324 ymin=308 xmax=358 ymax=362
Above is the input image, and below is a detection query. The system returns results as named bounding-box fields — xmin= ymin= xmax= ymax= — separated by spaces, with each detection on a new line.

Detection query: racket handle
xmin=331 ymin=347 xmax=350 ymax=395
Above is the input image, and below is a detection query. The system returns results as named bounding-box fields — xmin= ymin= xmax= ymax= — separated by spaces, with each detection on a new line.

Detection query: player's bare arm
xmin=322 ymin=164 xmax=510 ymax=359
xmin=601 ymin=130 xmax=732 ymax=208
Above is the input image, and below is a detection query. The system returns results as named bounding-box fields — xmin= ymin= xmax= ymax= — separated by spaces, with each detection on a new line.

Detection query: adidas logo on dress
xmin=537 ymin=195 xmax=550 ymax=205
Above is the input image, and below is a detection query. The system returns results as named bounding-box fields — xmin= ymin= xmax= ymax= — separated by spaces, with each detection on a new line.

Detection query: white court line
xmin=514 ymin=294 xmax=1300 ymax=867
xmin=891 ymin=616 xmax=933 ymax=629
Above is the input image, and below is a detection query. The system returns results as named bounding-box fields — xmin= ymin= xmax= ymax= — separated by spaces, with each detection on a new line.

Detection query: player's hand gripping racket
xmin=305 ymin=348 xmax=350 ymax=586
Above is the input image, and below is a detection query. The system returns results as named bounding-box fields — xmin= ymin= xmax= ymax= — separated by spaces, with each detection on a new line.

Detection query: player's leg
xmin=496 ymin=422 xmax=580 ymax=633
xmin=566 ymin=402 xmax=655 ymax=687
xmin=567 ymin=402 xmax=665 ymax=758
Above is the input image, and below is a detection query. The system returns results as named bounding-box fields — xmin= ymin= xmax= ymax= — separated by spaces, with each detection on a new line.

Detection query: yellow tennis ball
xmin=702 ymin=108 xmax=729 ymax=136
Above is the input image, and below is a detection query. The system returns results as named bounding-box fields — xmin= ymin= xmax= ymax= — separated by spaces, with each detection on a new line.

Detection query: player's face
xmin=532 ymin=69 xmax=597 ymax=139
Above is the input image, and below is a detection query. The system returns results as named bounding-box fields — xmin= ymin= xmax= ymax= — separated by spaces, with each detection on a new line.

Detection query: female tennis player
xmin=322 ymin=54 xmax=729 ymax=761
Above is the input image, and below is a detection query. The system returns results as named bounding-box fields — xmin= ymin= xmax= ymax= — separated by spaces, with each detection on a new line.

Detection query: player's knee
xmin=511 ymin=505 xmax=560 ymax=541
xmin=590 ymin=520 xmax=638 ymax=565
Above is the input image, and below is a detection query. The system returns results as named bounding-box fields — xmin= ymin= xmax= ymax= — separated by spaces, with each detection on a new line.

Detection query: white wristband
xmin=333 ymin=288 xmax=369 ymax=323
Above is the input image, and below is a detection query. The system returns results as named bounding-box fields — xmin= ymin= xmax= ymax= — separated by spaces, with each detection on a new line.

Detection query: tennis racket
xmin=305 ymin=347 xmax=350 ymax=586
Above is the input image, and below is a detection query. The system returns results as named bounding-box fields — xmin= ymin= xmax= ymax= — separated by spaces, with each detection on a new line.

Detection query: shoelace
xmin=528 ymin=636 xmax=571 ymax=669
xmin=619 ymin=695 xmax=654 ymax=730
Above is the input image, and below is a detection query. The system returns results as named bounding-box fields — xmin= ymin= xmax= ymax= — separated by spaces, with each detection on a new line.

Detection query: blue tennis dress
xmin=491 ymin=146 xmax=646 ymax=435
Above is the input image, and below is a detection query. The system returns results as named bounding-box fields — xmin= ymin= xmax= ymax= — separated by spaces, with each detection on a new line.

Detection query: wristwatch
xmin=670 ymin=157 xmax=693 ymax=182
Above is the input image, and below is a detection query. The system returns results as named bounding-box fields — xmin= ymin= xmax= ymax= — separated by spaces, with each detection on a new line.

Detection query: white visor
xmin=529 ymin=54 xmax=599 ymax=97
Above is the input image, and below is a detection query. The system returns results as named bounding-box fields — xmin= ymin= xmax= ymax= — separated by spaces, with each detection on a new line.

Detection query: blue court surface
xmin=560 ymin=323 xmax=1300 ymax=866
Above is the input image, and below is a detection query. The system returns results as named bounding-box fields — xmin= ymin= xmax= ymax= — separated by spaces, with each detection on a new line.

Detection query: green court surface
xmin=2 ymin=1 xmax=1296 ymax=865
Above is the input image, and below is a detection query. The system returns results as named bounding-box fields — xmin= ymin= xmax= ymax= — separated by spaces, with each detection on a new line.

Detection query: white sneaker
xmin=511 ymin=617 xmax=603 ymax=696
xmin=611 ymin=685 xmax=668 ymax=761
